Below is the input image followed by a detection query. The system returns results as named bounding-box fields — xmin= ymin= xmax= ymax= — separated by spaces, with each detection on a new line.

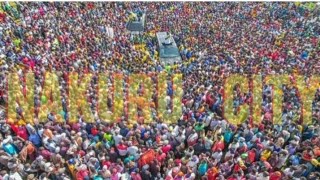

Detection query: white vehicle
xmin=156 ymin=32 xmax=182 ymax=65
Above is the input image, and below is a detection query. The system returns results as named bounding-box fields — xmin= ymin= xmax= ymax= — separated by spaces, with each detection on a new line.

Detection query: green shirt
xmin=195 ymin=123 xmax=205 ymax=131
xmin=103 ymin=133 xmax=113 ymax=142
xmin=13 ymin=39 xmax=21 ymax=47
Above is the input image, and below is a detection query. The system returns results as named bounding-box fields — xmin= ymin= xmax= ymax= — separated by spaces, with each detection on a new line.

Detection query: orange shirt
xmin=43 ymin=129 xmax=53 ymax=139
xmin=26 ymin=143 xmax=35 ymax=155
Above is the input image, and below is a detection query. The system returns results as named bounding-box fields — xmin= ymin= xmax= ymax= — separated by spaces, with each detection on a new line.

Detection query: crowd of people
xmin=0 ymin=2 xmax=320 ymax=180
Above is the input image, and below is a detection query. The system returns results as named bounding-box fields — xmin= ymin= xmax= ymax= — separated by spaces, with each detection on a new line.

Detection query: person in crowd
xmin=0 ymin=2 xmax=319 ymax=179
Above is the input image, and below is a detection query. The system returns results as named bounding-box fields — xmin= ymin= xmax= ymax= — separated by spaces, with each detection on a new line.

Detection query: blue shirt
xmin=29 ymin=133 xmax=41 ymax=147
xmin=198 ymin=163 xmax=208 ymax=176
xmin=3 ymin=143 xmax=17 ymax=155
xmin=224 ymin=131 xmax=233 ymax=144
xmin=301 ymin=51 xmax=308 ymax=60
xmin=290 ymin=155 xmax=300 ymax=165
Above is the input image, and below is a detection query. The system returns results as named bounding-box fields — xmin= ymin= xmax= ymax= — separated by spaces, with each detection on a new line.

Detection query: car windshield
xmin=160 ymin=47 xmax=180 ymax=58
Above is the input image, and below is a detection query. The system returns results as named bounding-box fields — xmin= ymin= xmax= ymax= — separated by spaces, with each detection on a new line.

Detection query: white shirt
xmin=3 ymin=172 xmax=23 ymax=180
xmin=37 ymin=128 xmax=44 ymax=138
xmin=1 ymin=135 xmax=13 ymax=146
xmin=184 ymin=173 xmax=196 ymax=180
xmin=212 ymin=151 xmax=223 ymax=161
xmin=204 ymin=137 xmax=213 ymax=150
xmin=113 ymin=134 xmax=123 ymax=146
xmin=127 ymin=146 xmax=138 ymax=157
xmin=283 ymin=167 xmax=294 ymax=177
xmin=256 ymin=173 xmax=269 ymax=180
xmin=204 ymin=115 xmax=212 ymax=127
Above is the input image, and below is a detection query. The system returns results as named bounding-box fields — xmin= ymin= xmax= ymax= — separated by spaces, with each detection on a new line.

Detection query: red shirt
xmin=91 ymin=128 xmax=99 ymax=136
xmin=302 ymin=151 xmax=312 ymax=161
xmin=269 ymin=172 xmax=282 ymax=180
xmin=161 ymin=145 xmax=171 ymax=154
xmin=0 ymin=12 xmax=6 ymax=22
xmin=271 ymin=51 xmax=279 ymax=61
xmin=212 ymin=141 xmax=225 ymax=152
xmin=131 ymin=173 xmax=142 ymax=180
xmin=17 ymin=127 xmax=29 ymax=140
xmin=117 ymin=144 xmax=128 ymax=156
xmin=102 ymin=160 xmax=111 ymax=168
xmin=76 ymin=170 xmax=89 ymax=180
xmin=11 ymin=124 xmax=19 ymax=135
xmin=72 ymin=123 xmax=81 ymax=131
xmin=248 ymin=150 xmax=256 ymax=163
xmin=77 ymin=150 xmax=86 ymax=157
xmin=227 ymin=177 xmax=237 ymax=180
xmin=207 ymin=168 xmax=218 ymax=180
xmin=41 ymin=149 xmax=52 ymax=160
xmin=88 ymin=3 xmax=95 ymax=9
xmin=311 ymin=37 xmax=318 ymax=46
xmin=206 ymin=93 xmax=214 ymax=107
xmin=157 ymin=153 xmax=166 ymax=164
xmin=11 ymin=125 xmax=28 ymax=140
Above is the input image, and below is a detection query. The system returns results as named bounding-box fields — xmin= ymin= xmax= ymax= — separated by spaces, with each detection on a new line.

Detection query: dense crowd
xmin=0 ymin=2 xmax=320 ymax=180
